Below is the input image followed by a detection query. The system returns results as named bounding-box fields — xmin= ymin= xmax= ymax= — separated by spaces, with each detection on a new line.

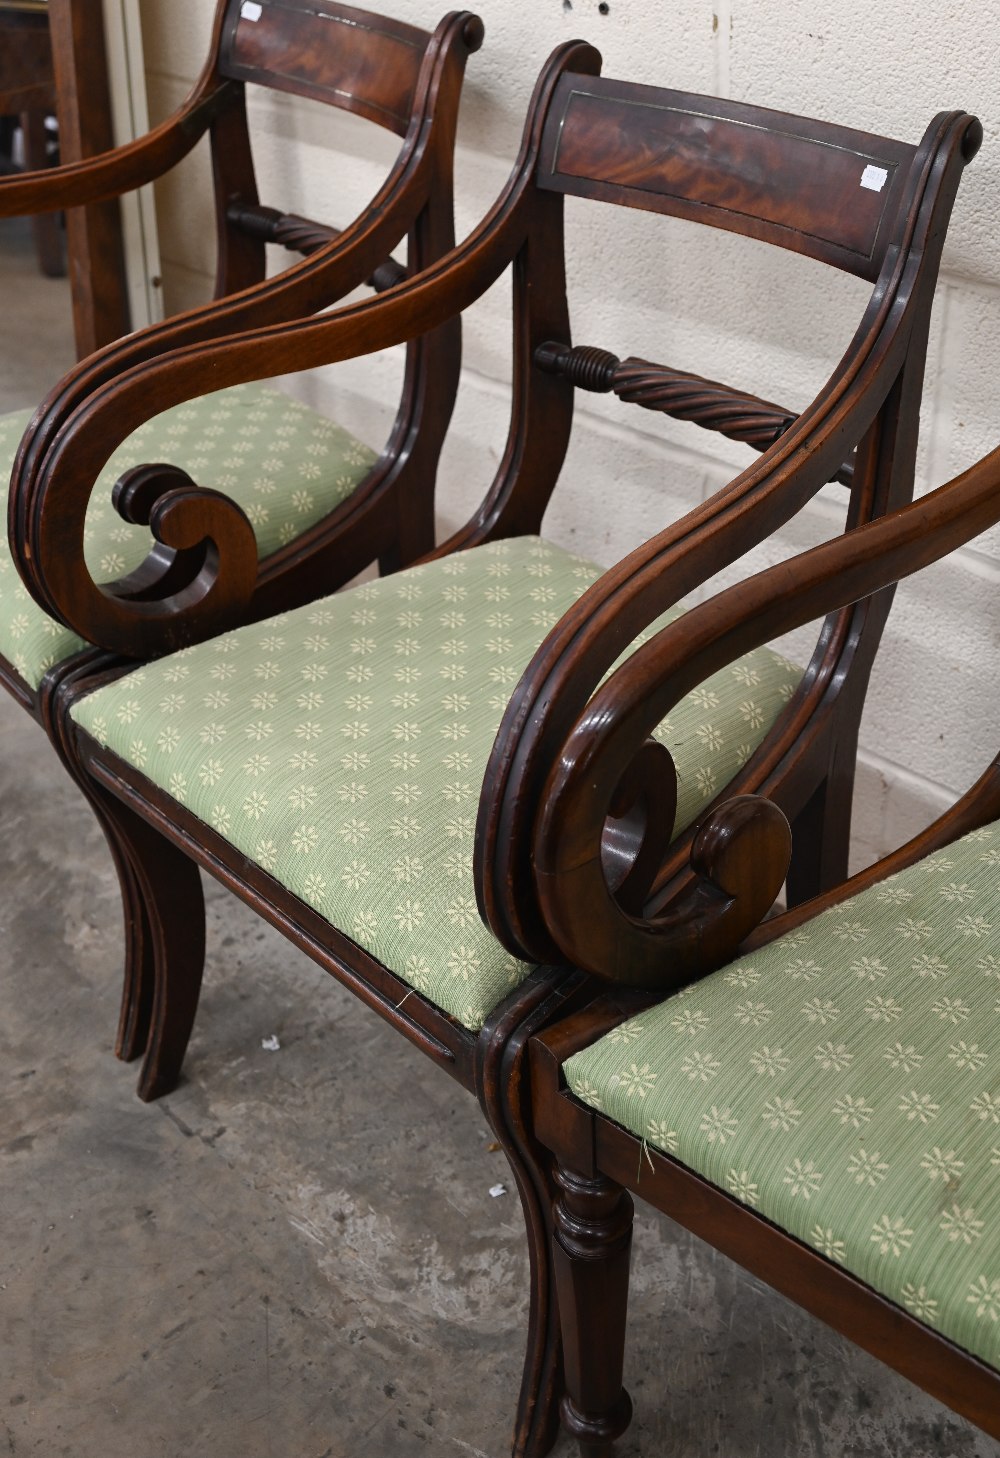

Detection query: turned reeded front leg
xmin=552 ymin=1164 xmax=634 ymax=1457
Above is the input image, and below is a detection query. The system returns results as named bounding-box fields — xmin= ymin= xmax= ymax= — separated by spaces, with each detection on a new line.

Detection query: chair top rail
xmin=219 ymin=0 xmax=431 ymax=136
xmin=538 ymin=73 xmax=918 ymax=278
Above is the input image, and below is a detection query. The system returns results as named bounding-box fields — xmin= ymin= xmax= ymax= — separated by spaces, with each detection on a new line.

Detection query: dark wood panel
xmin=220 ymin=0 xmax=426 ymax=135
xmin=541 ymin=75 xmax=915 ymax=277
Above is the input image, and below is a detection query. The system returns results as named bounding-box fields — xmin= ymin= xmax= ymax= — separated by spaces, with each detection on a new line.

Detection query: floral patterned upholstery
xmin=71 ymin=535 xmax=802 ymax=1030
xmin=564 ymin=825 xmax=1000 ymax=1368
xmin=0 ymin=384 xmax=378 ymax=690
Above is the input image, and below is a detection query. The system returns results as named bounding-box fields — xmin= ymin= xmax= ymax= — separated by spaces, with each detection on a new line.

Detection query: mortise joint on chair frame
xmin=534 ymin=339 xmax=855 ymax=486
xmin=225 ymin=202 xmax=408 ymax=290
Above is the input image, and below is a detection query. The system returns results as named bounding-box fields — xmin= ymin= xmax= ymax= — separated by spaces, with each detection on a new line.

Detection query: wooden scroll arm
xmin=528 ymin=442 xmax=1000 ymax=990
xmin=11 ymin=41 xmax=601 ymax=659
xmin=474 ymin=105 xmax=979 ymax=968
xmin=0 ymin=53 xmax=233 ymax=217
xmin=13 ymin=8 xmax=482 ymax=527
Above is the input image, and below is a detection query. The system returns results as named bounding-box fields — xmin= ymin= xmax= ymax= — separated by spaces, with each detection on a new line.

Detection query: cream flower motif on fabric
xmin=700 ymin=1107 xmax=739 ymax=1145
xmin=911 ymin=953 xmax=949 ymax=980
xmin=865 ymin=996 xmax=902 ymax=1022
xmin=967 ymin=1277 xmax=1000 ymax=1321
xmin=851 ymin=956 xmax=888 ymax=981
xmin=734 ymin=1001 xmax=771 ymax=1027
xmin=341 ymin=860 xmax=370 ymax=890
xmin=832 ymin=920 xmax=868 ymax=943
xmin=815 ymin=1042 xmax=853 ymax=1072
xmin=833 ymin=1095 xmax=874 ymax=1129
xmin=614 ymin=1063 xmax=659 ymax=1099
xmin=932 ymin=996 xmax=970 ymax=1024
xmin=255 ymin=838 xmax=279 ymax=872
xmin=694 ymin=766 xmax=717 ymax=797
xmin=940 ymin=1205 xmax=984 ymax=1245
xmin=724 ymin=965 xmax=762 ymax=989
xmin=976 ymin=954 xmax=1000 ymax=978
xmin=726 ymin=1170 xmax=760 ymax=1207
xmin=847 ymin=1149 xmax=888 ymax=1186
xmin=784 ymin=958 xmax=822 ymax=981
xmin=762 ymin=1097 xmax=802 ymax=1132
xmin=393 ymin=900 xmax=424 ymax=933
xmin=682 ymin=1051 xmax=721 ymax=1083
xmin=242 ymin=791 xmax=268 ymax=822
xmin=302 ymin=874 xmax=327 ymax=907
xmin=957 ymin=914 xmax=993 ymax=938
xmin=802 ymin=998 xmax=840 ymax=1026
xmin=970 ymin=1092 xmax=1000 ymax=1124
xmin=883 ymin=1043 xmax=923 ymax=1073
xmin=870 ymin=1216 xmax=914 ymax=1258
xmin=750 ymin=1046 xmax=791 ymax=1078
xmin=903 ymin=1090 xmax=938 ymax=1119
xmin=392 ymin=856 xmax=423 ymax=884
xmin=445 ymin=898 xmax=479 ymax=929
xmin=570 ymin=1077 xmax=604 ymax=1110
xmin=646 ymin=1119 xmax=677 ymax=1153
xmin=919 ymin=1148 xmax=964 ymax=1184
xmin=810 ymin=1227 xmax=846 ymax=1264
xmin=948 ymin=1041 xmax=988 ymax=1072
xmin=874 ymin=883 xmax=913 ymax=905
xmin=157 ymin=726 xmax=180 ymax=755
xmin=337 ymin=782 xmax=367 ymax=805
xmin=938 ymin=881 xmax=976 ymax=903
xmin=168 ymin=773 xmax=188 ymax=803
xmin=901 ymin=1285 xmax=938 ymax=1324
xmin=671 ymin=1008 xmax=710 ymax=1036
xmin=448 ymin=945 xmax=481 ymax=982
xmin=404 ymin=956 xmax=432 ymax=994
xmin=352 ymin=911 xmax=378 ymax=942
xmin=897 ymin=915 xmax=938 ymax=938
xmin=199 ymin=758 xmax=225 ymax=787
xmin=291 ymin=825 xmax=319 ymax=854
xmin=608 ymin=1020 xmax=644 ymax=1046
xmin=783 ymin=1159 xmax=823 ymax=1200
xmin=116 ymin=699 xmax=142 ymax=725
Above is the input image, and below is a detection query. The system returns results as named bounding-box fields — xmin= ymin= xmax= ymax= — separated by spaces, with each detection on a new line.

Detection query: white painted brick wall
xmin=138 ymin=0 xmax=1000 ymax=870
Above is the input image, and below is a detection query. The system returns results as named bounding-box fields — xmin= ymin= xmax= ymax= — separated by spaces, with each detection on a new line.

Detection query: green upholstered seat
xmin=71 ymin=535 xmax=803 ymax=1031
xmin=564 ymin=825 xmax=1000 ymax=1368
xmin=0 ymin=384 xmax=378 ymax=690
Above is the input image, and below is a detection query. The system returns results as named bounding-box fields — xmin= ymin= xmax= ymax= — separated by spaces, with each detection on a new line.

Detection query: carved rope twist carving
xmin=534 ymin=341 xmax=853 ymax=484
xmin=227 ymin=202 xmax=407 ymax=290
xmin=612 ymin=356 xmax=795 ymax=451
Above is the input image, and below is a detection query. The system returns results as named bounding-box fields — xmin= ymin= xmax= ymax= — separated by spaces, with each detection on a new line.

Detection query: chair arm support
xmin=523 ymin=442 xmax=1000 ymax=988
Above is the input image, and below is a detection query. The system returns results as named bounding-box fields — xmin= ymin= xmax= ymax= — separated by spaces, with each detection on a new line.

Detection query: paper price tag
xmin=241 ymin=2 xmax=263 ymax=21
xmin=860 ymin=164 xmax=888 ymax=193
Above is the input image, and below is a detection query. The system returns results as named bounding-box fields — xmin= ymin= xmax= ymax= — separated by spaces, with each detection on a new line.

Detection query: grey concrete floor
xmin=0 ymin=218 xmax=996 ymax=1458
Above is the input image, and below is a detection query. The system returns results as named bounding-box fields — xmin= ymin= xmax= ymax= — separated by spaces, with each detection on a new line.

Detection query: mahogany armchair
xmin=0 ymin=0 xmax=481 ymax=1059
xmin=8 ymin=37 xmax=981 ymax=1458
xmin=0 ymin=0 xmax=482 ymax=708
xmin=530 ymin=439 xmax=1000 ymax=1454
